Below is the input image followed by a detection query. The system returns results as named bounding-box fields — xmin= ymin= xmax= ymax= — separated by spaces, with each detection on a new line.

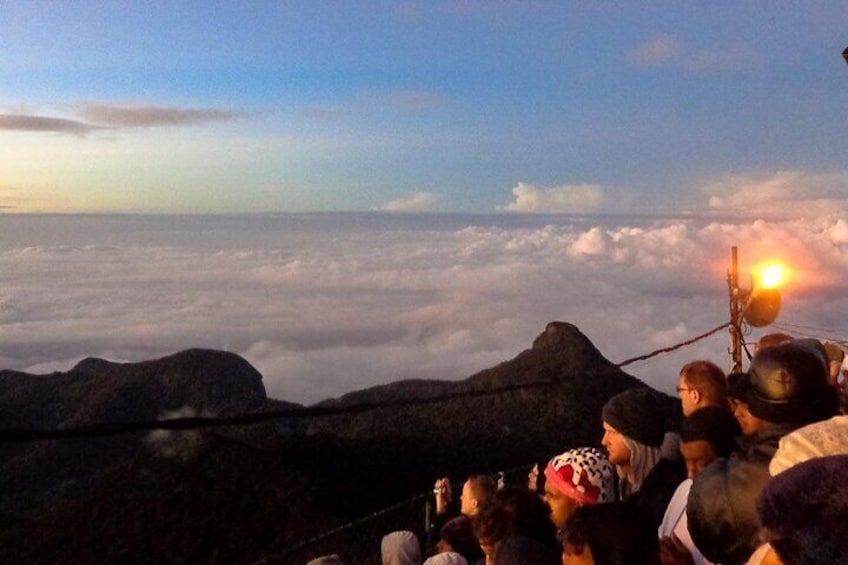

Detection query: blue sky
xmin=1 ymin=1 xmax=846 ymax=213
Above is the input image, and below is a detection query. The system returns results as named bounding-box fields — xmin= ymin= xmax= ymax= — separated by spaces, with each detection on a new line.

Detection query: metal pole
xmin=424 ymin=497 xmax=433 ymax=551
xmin=728 ymin=246 xmax=743 ymax=373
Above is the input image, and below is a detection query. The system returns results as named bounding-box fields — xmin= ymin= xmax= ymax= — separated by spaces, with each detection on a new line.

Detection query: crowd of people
xmin=307 ymin=335 xmax=848 ymax=565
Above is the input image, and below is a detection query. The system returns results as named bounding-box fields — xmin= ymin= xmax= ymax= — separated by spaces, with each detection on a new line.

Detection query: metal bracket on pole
xmin=728 ymin=246 xmax=743 ymax=374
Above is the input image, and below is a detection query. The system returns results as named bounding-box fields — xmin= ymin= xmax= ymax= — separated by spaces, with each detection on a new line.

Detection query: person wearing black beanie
xmin=602 ymin=387 xmax=667 ymax=449
xmin=601 ymin=387 xmax=686 ymax=529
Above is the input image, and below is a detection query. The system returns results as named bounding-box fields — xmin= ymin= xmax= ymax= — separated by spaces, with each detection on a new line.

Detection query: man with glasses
xmin=677 ymin=360 xmax=729 ymax=417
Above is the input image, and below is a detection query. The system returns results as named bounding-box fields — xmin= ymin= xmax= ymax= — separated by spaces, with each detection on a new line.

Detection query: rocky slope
xmin=0 ymin=322 xmax=679 ymax=564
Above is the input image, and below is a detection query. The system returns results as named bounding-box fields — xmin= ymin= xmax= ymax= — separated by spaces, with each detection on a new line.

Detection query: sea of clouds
xmin=1 ymin=213 xmax=846 ymax=404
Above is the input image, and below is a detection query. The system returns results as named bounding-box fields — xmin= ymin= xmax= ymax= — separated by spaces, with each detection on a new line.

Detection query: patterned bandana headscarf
xmin=544 ymin=446 xmax=615 ymax=505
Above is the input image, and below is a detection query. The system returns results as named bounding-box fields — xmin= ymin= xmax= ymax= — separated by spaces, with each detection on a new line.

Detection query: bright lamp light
xmin=756 ymin=262 xmax=787 ymax=290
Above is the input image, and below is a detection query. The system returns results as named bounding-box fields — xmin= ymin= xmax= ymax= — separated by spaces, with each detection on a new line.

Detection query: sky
xmin=1 ymin=3 xmax=847 ymax=406
xmin=1 ymin=1 xmax=847 ymax=214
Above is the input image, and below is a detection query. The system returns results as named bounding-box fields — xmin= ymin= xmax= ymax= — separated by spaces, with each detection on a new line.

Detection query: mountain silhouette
xmin=0 ymin=322 xmax=679 ymax=564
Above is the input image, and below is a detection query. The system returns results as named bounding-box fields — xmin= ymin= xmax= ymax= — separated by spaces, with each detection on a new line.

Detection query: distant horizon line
xmin=0 ymin=209 xmax=769 ymax=221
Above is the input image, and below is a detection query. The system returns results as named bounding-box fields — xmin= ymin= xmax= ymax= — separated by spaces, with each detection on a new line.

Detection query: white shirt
xmin=658 ymin=478 xmax=713 ymax=565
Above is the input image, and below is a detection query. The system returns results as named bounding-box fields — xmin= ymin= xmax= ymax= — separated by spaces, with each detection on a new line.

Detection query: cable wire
xmin=770 ymin=321 xmax=847 ymax=344
xmin=614 ymin=322 xmax=731 ymax=368
xmin=255 ymin=491 xmax=430 ymax=563
xmin=0 ymin=379 xmax=562 ymax=443
xmin=1 ymin=321 xmax=735 ymax=444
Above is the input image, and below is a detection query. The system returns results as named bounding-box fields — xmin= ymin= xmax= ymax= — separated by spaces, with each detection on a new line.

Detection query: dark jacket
xmin=627 ymin=457 xmax=687 ymax=530
xmin=492 ymin=536 xmax=560 ymax=565
xmin=686 ymin=424 xmax=795 ymax=565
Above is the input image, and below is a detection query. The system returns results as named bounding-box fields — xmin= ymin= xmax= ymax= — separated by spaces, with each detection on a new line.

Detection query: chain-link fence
xmin=256 ymin=464 xmax=536 ymax=565
xmin=255 ymin=492 xmax=430 ymax=564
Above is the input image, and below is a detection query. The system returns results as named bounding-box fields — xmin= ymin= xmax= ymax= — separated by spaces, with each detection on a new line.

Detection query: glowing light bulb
xmin=759 ymin=263 xmax=786 ymax=289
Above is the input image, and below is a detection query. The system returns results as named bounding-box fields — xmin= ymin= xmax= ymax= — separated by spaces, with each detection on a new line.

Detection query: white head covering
xmin=381 ymin=530 xmax=422 ymax=565
xmin=769 ymin=415 xmax=848 ymax=476
xmin=620 ymin=436 xmax=661 ymax=493
xmin=422 ymin=552 xmax=469 ymax=565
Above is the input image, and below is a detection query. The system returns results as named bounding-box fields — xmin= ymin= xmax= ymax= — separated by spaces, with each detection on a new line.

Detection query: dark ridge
xmin=71 ymin=357 xmax=122 ymax=378
xmin=0 ymin=322 xmax=679 ymax=563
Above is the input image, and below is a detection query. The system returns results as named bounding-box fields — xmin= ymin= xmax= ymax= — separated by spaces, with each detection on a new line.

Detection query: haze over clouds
xmin=2 ymin=214 xmax=846 ymax=405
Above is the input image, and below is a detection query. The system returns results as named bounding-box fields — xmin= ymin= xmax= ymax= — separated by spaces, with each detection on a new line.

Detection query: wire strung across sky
xmin=614 ymin=322 xmax=732 ymax=368
xmin=770 ymin=321 xmax=848 ymax=346
xmin=0 ymin=320 xmax=735 ymax=444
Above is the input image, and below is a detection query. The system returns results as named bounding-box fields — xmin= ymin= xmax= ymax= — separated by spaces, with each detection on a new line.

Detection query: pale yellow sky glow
xmin=2 ymin=2 xmax=846 ymax=215
xmin=1 ymin=130 xmax=303 ymax=213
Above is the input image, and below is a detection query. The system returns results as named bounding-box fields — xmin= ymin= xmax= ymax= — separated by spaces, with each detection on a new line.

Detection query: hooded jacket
xmin=686 ymin=424 xmax=794 ymax=564
xmin=382 ymin=530 xmax=423 ymax=565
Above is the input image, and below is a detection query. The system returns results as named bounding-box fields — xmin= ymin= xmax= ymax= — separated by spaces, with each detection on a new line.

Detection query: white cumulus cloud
xmin=703 ymin=170 xmax=848 ymax=217
xmin=375 ymin=191 xmax=441 ymax=212
xmin=499 ymin=182 xmax=604 ymax=213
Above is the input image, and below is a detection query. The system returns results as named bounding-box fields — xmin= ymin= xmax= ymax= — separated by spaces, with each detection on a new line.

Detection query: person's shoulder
xmin=670 ymin=477 xmax=693 ymax=500
xmin=658 ymin=478 xmax=693 ymax=537
xmin=648 ymin=457 xmax=687 ymax=487
xmin=689 ymin=458 xmax=730 ymax=501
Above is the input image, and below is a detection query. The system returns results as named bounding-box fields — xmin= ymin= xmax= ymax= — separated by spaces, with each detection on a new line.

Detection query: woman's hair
xmin=439 ymin=516 xmax=483 ymax=562
xmin=472 ymin=487 xmax=556 ymax=548
xmin=559 ymin=502 xmax=660 ymax=565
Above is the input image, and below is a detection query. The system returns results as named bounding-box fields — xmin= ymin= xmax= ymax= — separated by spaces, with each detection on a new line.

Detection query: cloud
xmin=703 ymin=170 xmax=848 ymax=217
xmin=0 ymin=114 xmax=98 ymax=136
xmin=628 ymin=36 xmax=682 ymax=66
xmin=145 ymin=406 xmax=214 ymax=460
xmin=498 ymin=182 xmax=604 ymax=213
xmin=0 ymin=104 xmax=239 ymax=138
xmin=375 ymin=191 xmax=442 ymax=212
xmin=2 ymin=214 xmax=848 ymax=405
xmin=629 ymin=36 xmax=763 ymax=72
xmin=78 ymin=104 xmax=238 ymax=128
